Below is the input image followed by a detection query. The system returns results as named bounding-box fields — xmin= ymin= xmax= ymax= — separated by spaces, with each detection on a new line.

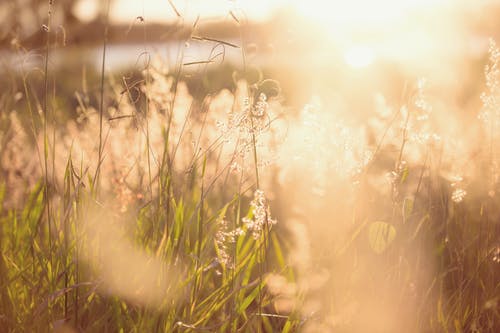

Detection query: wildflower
xmin=252 ymin=93 xmax=268 ymax=117
xmin=480 ymin=40 xmax=500 ymax=196
xmin=215 ymin=216 xmax=244 ymax=267
xmin=242 ymin=189 xmax=277 ymax=239
xmin=451 ymin=188 xmax=467 ymax=203
xmin=229 ymin=162 xmax=242 ymax=173
xmin=214 ymin=87 xmax=276 ymax=174
xmin=450 ymin=174 xmax=467 ymax=203
xmin=414 ymin=77 xmax=432 ymax=121
xmin=479 ymin=39 xmax=500 ymax=126
xmin=492 ymin=246 xmax=500 ymax=263
xmin=407 ymin=78 xmax=436 ymax=146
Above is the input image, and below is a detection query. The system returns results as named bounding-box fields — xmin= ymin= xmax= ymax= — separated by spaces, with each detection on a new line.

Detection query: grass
xmin=0 ymin=4 xmax=499 ymax=333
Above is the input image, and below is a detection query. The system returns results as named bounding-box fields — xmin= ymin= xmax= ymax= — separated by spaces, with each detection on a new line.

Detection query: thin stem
xmin=94 ymin=0 xmax=111 ymax=191
xmin=42 ymin=0 xmax=53 ymax=309
xmin=250 ymin=117 xmax=260 ymax=190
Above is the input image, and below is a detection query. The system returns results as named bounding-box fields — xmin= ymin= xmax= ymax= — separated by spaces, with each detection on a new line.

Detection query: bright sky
xmin=74 ymin=0 xmax=488 ymax=28
xmin=73 ymin=0 xmax=493 ymax=69
xmin=74 ymin=0 xmax=284 ymax=24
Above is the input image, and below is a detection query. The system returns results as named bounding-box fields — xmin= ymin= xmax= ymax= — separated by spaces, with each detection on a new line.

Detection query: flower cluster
xmin=479 ymin=39 xmax=500 ymax=196
xmin=214 ymin=217 xmax=244 ymax=267
xmin=242 ymin=189 xmax=277 ymax=239
xmin=450 ymin=175 xmax=467 ymax=203
xmin=224 ymin=92 xmax=271 ymax=158
xmin=212 ymin=86 xmax=279 ymax=186
xmin=479 ymin=39 xmax=500 ymax=127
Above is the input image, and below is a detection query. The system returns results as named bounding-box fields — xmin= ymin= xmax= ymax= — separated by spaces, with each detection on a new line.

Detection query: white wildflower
xmin=242 ymin=189 xmax=277 ymax=239
xmin=215 ymin=217 xmax=244 ymax=267
xmin=451 ymin=188 xmax=467 ymax=203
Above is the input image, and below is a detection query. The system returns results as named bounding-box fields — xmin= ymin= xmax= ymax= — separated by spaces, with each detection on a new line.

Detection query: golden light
xmin=291 ymin=0 xmax=451 ymax=36
xmin=343 ymin=45 xmax=375 ymax=68
xmin=73 ymin=0 xmax=99 ymax=23
xmin=108 ymin=0 xmax=277 ymax=23
xmin=289 ymin=0 xmax=463 ymax=74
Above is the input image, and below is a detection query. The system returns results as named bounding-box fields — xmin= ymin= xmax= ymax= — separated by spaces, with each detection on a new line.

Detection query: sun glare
xmin=290 ymin=0 xmax=461 ymax=71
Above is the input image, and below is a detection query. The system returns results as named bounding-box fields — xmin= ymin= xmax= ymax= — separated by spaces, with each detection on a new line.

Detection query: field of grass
xmin=1 ymin=2 xmax=499 ymax=333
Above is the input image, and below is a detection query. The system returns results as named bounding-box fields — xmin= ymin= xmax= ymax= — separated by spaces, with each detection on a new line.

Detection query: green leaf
xmin=402 ymin=197 xmax=413 ymax=223
xmin=237 ymin=283 xmax=260 ymax=314
xmin=368 ymin=221 xmax=396 ymax=254
xmin=400 ymin=164 xmax=409 ymax=184
xmin=0 ymin=182 xmax=5 ymax=215
xmin=271 ymin=233 xmax=286 ymax=270
xmin=282 ymin=319 xmax=293 ymax=333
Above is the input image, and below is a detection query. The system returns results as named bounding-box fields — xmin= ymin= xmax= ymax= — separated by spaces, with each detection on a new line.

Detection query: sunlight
xmin=292 ymin=0 xmax=451 ymax=35
xmin=108 ymin=0 xmax=277 ymax=23
xmin=73 ymin=0 xmax=99 ymax=23
xmin=3 ymin=1 xmax=500 ymax=332
xmin=343 ymin=45 xmax=375 ymax=68
xmin=290 ymin=0 xmax=463 ymax=73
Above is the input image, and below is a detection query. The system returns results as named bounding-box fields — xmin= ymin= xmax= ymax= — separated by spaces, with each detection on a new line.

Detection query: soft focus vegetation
xmin=0 ymin=1 xmax=499 ymax=332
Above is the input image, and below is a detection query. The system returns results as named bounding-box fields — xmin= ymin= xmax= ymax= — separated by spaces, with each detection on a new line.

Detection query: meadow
xmin=0 ymin=1 xmax=499 ymax=332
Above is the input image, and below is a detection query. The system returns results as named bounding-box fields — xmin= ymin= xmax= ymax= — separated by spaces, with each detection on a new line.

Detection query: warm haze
xmin=0 ymin=0 xmax=499 ymax=332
